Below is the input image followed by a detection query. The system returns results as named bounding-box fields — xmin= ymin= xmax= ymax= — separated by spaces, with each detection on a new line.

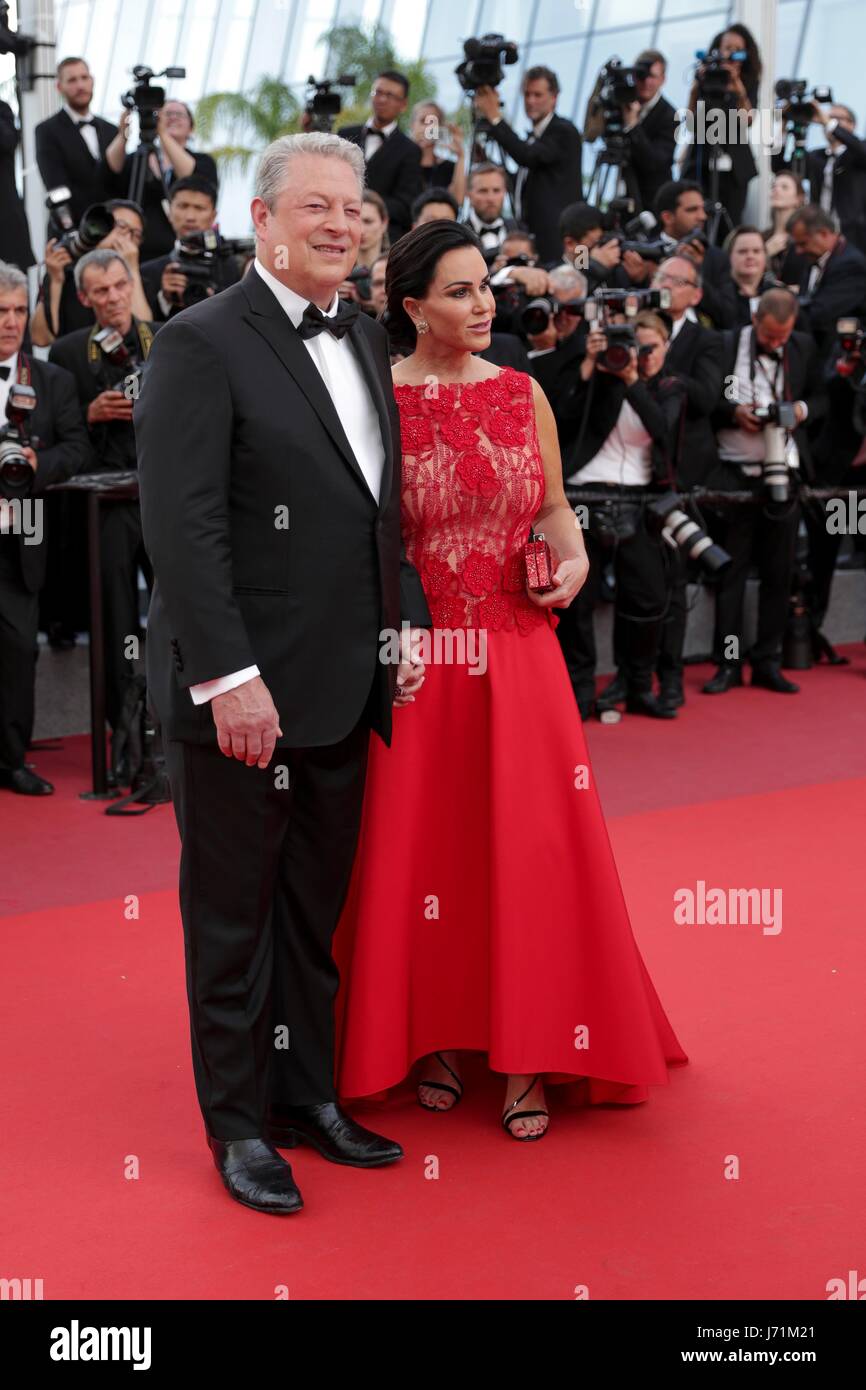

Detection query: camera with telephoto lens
xmin=520 ymin=296 xmax=584 ymax=336
xmin=44 ymin=188 xmax=114 ymax=262
xmin=694 ymin=47 xmax=748 ymax=103
xmin=456 ymin=33 xmax=519 ymax=93
xmin=583 ymin=287 xmax=671 ymax=372
xmin=834 ymin=317 xmax=866 ymax=376
xmin=304 ymin=74 xmax=356 ymax=133
xmin=171 ymin=228 xmax=221 ymax=306
xmin=775 ymin=79 xmax=833 ymax=135
xmin=646 ymin=493 xmax=731 ymax=574
xmin=122 ymin=64 xmax=186 ymax=145
xmin=93 ymin=326 xmax=143 ymax=397
xmin=0 ymin=383 xmax=37 ymax=498
xmin=753 ymin=401 xmax=798 ymax=430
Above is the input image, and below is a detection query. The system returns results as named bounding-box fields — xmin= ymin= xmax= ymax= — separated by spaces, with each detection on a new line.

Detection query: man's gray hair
xmin=548 ymin=265 xmax=587 ymax=298
xmin=74 ymin=248 xmax=131 ymax=292
xmin=254 ymin=132 xmax=365 ymax=210
xmin=0 ymin=261 xmax=28 ymax=296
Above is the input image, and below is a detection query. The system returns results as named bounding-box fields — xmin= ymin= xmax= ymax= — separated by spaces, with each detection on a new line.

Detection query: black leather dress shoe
xmin=596 ymin=670 xmax=627 ymax=709
xmin=267 ymin=1102 xmax=403 ymax=1167
xmin=0 ymin=766 xmax=54 ymax=795
xmin=657 ymin=675 xmax=685 ymax=711
xmin=208 ymin=1137 xmax=303 ymax=1214
xmin=751 ymin=663 xmax=799 ymax=694
xmin=702 ymin=664 xmax=743 ymax=695
xmin=625 ymin=691 xmax=677 ymax=719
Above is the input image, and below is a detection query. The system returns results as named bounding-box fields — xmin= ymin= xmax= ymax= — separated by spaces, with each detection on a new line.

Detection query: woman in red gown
xmin=332 ymin=221 xmax=687 ymax=1139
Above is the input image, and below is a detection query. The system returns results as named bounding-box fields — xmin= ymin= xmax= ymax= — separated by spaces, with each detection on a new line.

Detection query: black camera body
xmin=775 ymin=78 xmax=832 ymax=134
xmin=753 ymin=401 xmax=798 ymax=430
xmin=695 ymin=47 xmax=747 ymax=104
xmin=93 ymin=327 xmax=143 ymax=397
xmin=45 ymin=188 xmax=114 ymax=261
xmin=519 ymin=296 xmax=583 ymax=337
xmin=172 ymin=228 xmax=221 ymax=306
xmin=456 ymin=33 xmax=519 ymax=93
xmin=835 ymin=316 xmax=866 ymax=377
xmin=122 ymin=64 xmax=186 ymax=145
xmin=0 ymin=383 xmax=37 ymax=497
xmin=584 ymin=286 xmax=672 ymax=371
xmin=304 ymin=74 xmax=356 ymax=133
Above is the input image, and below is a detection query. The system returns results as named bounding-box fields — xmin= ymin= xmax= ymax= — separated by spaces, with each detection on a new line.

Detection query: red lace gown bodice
xmin=394 ymin=366 xmax=555 ymax=634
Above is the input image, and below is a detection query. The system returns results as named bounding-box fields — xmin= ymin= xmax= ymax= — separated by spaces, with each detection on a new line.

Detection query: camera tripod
xmin=701 ymin=149 xmax=735 ymax=244
xmin=585 ymin=137 xmax=630 ymax=209
xmin=127 ymin=134 xmax=163 ymax=212
xmin=460 ymin=101 xmax=520 ymax=223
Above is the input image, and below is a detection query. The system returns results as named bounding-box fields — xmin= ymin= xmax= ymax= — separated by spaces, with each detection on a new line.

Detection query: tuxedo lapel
xmin=240 ymin=272 xmax=375 ymax=502
xmin=347 ymin=318 xmax=393 ymax=513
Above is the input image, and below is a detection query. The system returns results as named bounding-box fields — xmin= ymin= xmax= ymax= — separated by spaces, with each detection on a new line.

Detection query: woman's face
xmin=720 ymin=31 xmax=745 ymax=63
xmin=411 ymin=105 xmax=440 ymax=146
xmin=636 ymin=327 xmax=667 ymax=378
xmin=360 ymin=201 xmax=385 ymax=250
xmin=404 ymin=245 xmax=495 ymax=352
xmin=162 ymin=100 xmax=192 ymax=143
xmin=730 ymin=232 xmax=766 ymax=283
xmin=770 ymin=174 xmax=802 ymax=211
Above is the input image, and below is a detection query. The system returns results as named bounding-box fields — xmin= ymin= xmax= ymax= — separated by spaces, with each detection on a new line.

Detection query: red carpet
xmin=2 ymin=650 xmax=864 ymax=1300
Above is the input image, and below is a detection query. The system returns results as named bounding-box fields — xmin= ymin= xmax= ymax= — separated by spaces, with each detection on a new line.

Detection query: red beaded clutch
xmin=524 ymin=530 xmax=555 ymax=593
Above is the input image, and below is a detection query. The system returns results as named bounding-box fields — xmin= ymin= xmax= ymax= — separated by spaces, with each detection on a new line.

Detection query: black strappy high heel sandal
xmin=501 ymin=1075 xmax=549 ymax=1141
xmin=417 ymin=1052 xmax=463 ymax=1111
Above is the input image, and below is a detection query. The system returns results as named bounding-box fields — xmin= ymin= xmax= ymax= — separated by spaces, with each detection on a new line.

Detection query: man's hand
xmin=161 ymin=262 xmax=188 ymax=303
xmin=734 ymin=403 xmax=763 ymax=433
xmin=395 ymin=627 xmax=425 ymax=706
xmin=338 ymin=278 xmax=361 ymax=302
xmin=104 ymin=225 xmax=139 ymax=269
xmin=473 ymin=85 xmax=502 ymax=124
xmin=87 ymin=390 xmax=134 ymax=424
xmin=44 ymin=237 xmax=73 ymax=283
xmin=20 ymin=447 xmax=38 ymax=472
xmin=211 ymin=675 xmax=282 ymax=767
xmin=622 ymin=249 xmax=652 ymax=283
xmin=504 ymin=265 xmax=550 ymax=297
xmin=591 ymin=238 xmax=622 ymax=270
xmin=678 ymin=238 xmax=705 ymax=268
xmin=810 ymin=100 xmax=830 ymax=127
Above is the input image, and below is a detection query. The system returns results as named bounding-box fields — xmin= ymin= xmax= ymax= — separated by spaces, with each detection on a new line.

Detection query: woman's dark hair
xmin=384 ymin=219 xmax=483 ymax=350
xmin=710 ymin=23 xmax=762 ymax=96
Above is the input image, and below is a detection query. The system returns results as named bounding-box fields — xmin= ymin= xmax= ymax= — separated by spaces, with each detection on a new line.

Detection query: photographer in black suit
xmin=804 ymin=101 xmax=866 ymax=255
xmin=788 ymin=205 xmax=866 ymax=359
xmin=135 ymin=133 xmax=431 ymax=1214
xmin=583 ymin=50 xmax=677 ymax=216
xmin=0 ymin=263 xmax=91 ymax=796
xmin=704 ymin=288 xmax=826 ymax=694
xmin=35 ymin=58 xmax=117 ymax=225
xmin=140 ymin=176 xmax=239 ymax=322
xmin=339 ymin=71 xmax=423 ymax=243
xmin=473 ymin=66 xmax=582 ymax=263
xmin=0 ymin=102 xmax=34 ymax=271
xmin=49 ymin=250 xmax=159 ymax=736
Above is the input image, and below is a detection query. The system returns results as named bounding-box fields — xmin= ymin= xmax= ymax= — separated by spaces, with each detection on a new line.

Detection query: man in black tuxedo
xmin=704 ymin=288 xmax=827 ymax=694
xmin=788 ymin=205 xmax=866 ymax=359
xmin=140 ymin=176 xmax=239 ymax=322
xmin=460 ymin=162 xmax=520 ymax=259
xmin=473 ymin=65 xmax=583 ymax=264
xmin=135 ymin=132 xmax=431 ymax=1215
xmin=0 ymin=263 xmax=91 ymax=796
xmin=641 ymin=181 xmax=732 ymax=326
xmin=338 ymin=71 xmax=423 ymax=244
xmin=0 ymin=102 xmax=34 ymax=271
xmin=802 ymin=102 xmax=866 ymax=255
xmin=35 ymin=58 xmax=117 ymax=223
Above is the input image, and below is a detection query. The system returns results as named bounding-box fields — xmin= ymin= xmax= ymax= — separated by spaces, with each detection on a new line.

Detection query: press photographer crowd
xmin=2 ymin=26 xmax=866 ymax=799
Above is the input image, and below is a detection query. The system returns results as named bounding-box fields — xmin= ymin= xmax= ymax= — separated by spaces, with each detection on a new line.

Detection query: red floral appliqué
xmin=455 ymin=450 xmax=501 ymax=498
xmin=460 ymin=550 xmax=501 ymax=596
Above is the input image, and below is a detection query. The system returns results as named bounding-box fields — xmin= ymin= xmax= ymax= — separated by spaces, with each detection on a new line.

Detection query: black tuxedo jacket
xmin=710 ymin=327 xmax=827 ymax=479
xmin=35 ymin=109 xmax=118 ymax=223
xmin=663 ymin=318 xmax=725 ymax=488
xmin=134 ymin=270 xmax=431 ymax=749
xmin=338 ymin=124 xmax=423 ymax=242
xmin=774 ymin=129 xmax=866 ymax=255
xmin=622 ymin=95 xmax=678 ymax=214
xmin=0 ymin=101 xmax=34 ymax=269
xmin=13 ymin=356 xmax=92 ymax=593
xmin=798 ymin=237 xmax=866 ymax=358
xmin=489 ymin=113 xmax=583 ymax=263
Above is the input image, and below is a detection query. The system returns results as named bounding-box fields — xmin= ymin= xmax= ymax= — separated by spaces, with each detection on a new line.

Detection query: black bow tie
xmin=297 ymin=299 xmax=360 ymax=341
xmin=76 ymin=117 xmax=95 ymax=127
xmin=478 ymin=221 xmax=503 ymax=234
xmin=365 ymin=126 xmax=387 ymax=141
xmin=0 ymin=365 xmax=11 ymax=380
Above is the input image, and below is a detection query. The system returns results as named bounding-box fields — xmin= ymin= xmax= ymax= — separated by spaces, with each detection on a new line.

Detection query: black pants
xmin=557 ymin=489 xmax=668 ymax=698
xmin=709 ymin=471 xmax=800 ymax=666
xmin=0 ymin=537 xmax=38 ymax=770
xmin=164 ymin=703 xmax=372 ymax=1141
xmin=803 ymin=468 xmax=864 ymax=629
xmin=101 ymin=501 xmax=151 ymax=729
xmin=656 ymin=546 xmax=688 ymax=678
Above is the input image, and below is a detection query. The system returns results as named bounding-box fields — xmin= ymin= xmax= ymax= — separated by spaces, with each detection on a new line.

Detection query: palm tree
xmin=322 ymin=21 xmax=437 ymax=129
xmin=195 ymin=75 xmax=302 ymax=179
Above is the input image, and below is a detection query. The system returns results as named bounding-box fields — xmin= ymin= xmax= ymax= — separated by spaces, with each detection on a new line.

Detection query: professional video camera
xmin=583 ymin=286 xmax=671 ymax=371
xmin=775 ymin=79 xmax=833 ymax=132
xmin=122 ymin=64 xmax=186 ymax=145
xmin=646 ymin=492 xmax=730 ymax=573
xmin=44 ymin=189 xmax=114 ymax=261
xmin=304 ymin=74 xmax=356 ymax=133
xmin=456 ymin=33 xmax=519 ymax=93
xmin=694 ymin=47 xmax=747 ymax=103
xmin=595 ymin=56 xmax=651 ymax=145
xmin=0 ymin=383 xmax=37 ymax=499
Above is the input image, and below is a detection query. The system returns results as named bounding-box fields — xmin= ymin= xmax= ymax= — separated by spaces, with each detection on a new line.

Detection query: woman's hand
xmin=527 ymin=552 xmax=589 ymax=609
xmin=44 ymin=237 xmax=72 ymax=282
xmin=394 ymin=627 xmax=425 ymax=706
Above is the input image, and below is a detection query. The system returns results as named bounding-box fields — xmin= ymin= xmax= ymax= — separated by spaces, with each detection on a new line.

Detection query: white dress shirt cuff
xmin=189 ymin=666 xmax=260 ymax=705
xmin=797 ymin=401 xmax=808 ymax=422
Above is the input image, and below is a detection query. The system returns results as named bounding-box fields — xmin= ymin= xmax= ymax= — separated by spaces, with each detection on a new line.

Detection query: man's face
xmin=523 ymin=78 xmax=556 ymax=124
xmin=829 ymin=105 xmax=856 ymax=134
xmin=635 ymin=61 xmax=665 ymax=104
xmin=371 ymin=77 xmax=407 ymax=128
xmin=0 ymin=288 xmax=28 ymax=360
xmin=753 ymin=312 xmax=796 ymax=353
xmin=666 ymin=190 xmax=707 ymax=238
xmin=58 ymin=62 xmax=93 ymax=112
xmin=636 ymin=326 xmax=667 ymax=377
xmin=414 ymin=202 xmax=457 ymax=226
xmin=169 ymin=191 xmax=216 ymax=238
xmin=730 ymin=233 xmax=766 ymax=283
xmin=468 ymin=173 xmax=506 ymax=223
xmin=78 ymin=262 xmax=134 ymax=331
xmin=369 ymin=259 xmax=388 ymax=314
xmin=789 ymin=220 xmax=836 ymax=261
xmin=250 ymin=154 xmax=362 ymax=305
xmin=653 ymin=257 xmax=702 ymax=317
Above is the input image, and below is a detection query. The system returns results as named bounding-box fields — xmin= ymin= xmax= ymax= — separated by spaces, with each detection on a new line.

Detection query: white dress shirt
xmin=363 ymin=119 xmax=397 ymax=161
xmin=189 ymin=258 xmax=386 ymax=705
xmin=716 ymin=326 xmax=801 ymax=474
xmin=570 ymin=400 xmax=653 ymax=487
xmin=63 ymin=103 xmax=99 ymax=161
